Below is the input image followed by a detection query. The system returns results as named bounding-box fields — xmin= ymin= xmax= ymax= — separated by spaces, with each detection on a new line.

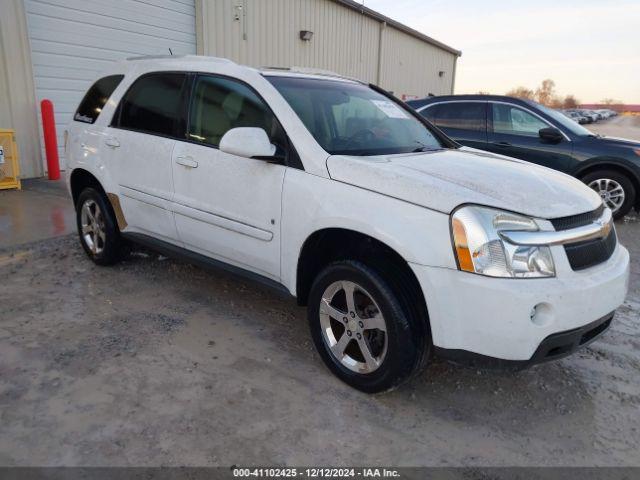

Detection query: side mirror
xmin=539 ymin=127 xmax=563 ymax=144
xmin=219 ymin=127 xmax=279 ymax=161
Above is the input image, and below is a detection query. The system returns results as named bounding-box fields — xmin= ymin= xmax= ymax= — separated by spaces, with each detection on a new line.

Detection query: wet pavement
xmin=0 ymin=178 xmax=75 ymax=249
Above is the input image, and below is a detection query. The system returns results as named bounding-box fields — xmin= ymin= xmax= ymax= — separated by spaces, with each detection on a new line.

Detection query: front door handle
xmin=176 ymin=155 xmax=198 ymax=168
xmin=492 ymin=141 xmax=512 ymax=148
xmin=105 ymin=137 xmax=120 ymax=148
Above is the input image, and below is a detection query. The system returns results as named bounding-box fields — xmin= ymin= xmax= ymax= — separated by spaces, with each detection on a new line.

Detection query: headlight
xmin=451 ymin=205 xmax=555 ymax=278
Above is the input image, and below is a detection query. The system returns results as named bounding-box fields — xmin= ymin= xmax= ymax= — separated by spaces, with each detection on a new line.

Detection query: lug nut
xmin=358 ymin=321 xmax=364 ymax=328
xmin=350 ymin=311 xmax=356 ymax=318
xmin=347 ymin=330 xmax=352 ymax=336
xmin=356 ymin=333 xmax=362 ymax=339
xmin=343 ymin=317 xmax=348 ymax=323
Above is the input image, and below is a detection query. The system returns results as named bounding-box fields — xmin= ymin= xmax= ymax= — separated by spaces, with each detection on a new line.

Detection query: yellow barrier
xmin=0 ymin=129 xmax=21 ymax=190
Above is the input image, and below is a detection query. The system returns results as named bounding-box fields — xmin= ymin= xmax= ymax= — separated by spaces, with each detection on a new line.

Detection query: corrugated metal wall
xmin=379 ymin=24 xmax=456 ymax=98
xmin=24 ymin=0 xmax=197 ymax=169
xmin=201 ymin=0 xmax=457 ymax=99
xmin=0 ymin=0 xmax=41 ymax=178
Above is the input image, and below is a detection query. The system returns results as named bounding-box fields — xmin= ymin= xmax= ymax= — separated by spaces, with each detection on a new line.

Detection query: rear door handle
xmin=105 ymin=137 xmax=120 ymax=148
xmin=492 ymin=141 xmax=512 ymax=147
xmin=176 ymin=155 xmax=198 ymax=168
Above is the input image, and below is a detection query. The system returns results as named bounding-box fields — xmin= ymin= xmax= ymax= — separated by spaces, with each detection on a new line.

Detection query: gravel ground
xmin=588 ymin=115 xmax=640 ymax=141
xmin=0 ymin=215 xmax=638 ymax=467
xmin=1 ymin=117 xmax=639 ymax=467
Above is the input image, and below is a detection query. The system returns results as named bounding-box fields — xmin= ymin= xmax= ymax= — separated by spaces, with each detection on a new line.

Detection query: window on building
xmin=74 ymin=75 xmax=124 ymax=124
xmin=115 ymin=73 xmax=187 ymax=137
xmin=188 ymin=75 xmax=282 ymax=148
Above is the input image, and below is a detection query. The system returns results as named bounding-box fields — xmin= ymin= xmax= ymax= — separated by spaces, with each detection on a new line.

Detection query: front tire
xmin=582 ymin=170 xmax=635 ymax=219
xmin=76 ymin=188 xmax=122 ymax=265
xmin=308 ymin=261 xmax=428 ymax=393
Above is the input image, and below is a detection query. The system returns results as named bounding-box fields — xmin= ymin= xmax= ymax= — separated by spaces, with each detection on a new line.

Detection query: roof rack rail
xmin=260 ymin=66 xmax=361 ymax=82
xmin=125 ymin=54 xmax=235 ymax=64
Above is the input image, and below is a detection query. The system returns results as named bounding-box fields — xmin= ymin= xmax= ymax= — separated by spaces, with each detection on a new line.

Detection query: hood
xmin=326 ymin=147 xmax=602 ymax=218
xmin=595 ymin=135 xmax=640 ymax=148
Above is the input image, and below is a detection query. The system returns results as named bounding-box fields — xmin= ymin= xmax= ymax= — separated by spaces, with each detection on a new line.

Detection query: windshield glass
xmin=532 ymin=101 xmax=593 ymax=136
xmin=266 ymin=76 xmax=443 ymax=155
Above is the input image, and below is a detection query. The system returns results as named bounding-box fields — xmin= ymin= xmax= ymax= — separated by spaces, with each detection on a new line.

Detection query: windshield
xmin=266 ymin=76 xmax=443 ymax=155
xmin=533 ymin=102 xmax=593 ymax=136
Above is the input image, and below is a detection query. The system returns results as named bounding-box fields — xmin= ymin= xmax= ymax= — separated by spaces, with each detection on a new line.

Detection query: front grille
xmin=550 ymin=204 xmax=605 ymax=231
xmin=564 ymin=228 xmax=617 ymax=271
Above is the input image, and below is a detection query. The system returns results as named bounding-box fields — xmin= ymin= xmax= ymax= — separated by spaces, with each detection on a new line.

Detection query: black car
xmin=407 ymin=95 xmax=640 ymax=218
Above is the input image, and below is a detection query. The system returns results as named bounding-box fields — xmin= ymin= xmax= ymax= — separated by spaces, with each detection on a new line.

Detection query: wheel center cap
xmin=348 ymin=319 xmax=359 ymax=332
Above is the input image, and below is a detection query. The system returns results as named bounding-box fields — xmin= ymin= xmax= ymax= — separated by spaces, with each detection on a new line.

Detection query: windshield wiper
xmin=411 ymin=140 xmax=439 ymax=153
xmin=411 ymin=146 xmax=439 ymax=152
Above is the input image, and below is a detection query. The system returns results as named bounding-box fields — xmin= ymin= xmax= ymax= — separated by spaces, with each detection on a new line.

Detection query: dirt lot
xmin=1 ymin=120 xmax=639 ymax=467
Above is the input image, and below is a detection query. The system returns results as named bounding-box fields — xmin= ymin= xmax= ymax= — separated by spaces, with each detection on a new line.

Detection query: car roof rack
xmin=125 ymin=54 xmax=235 ymax=65
xmin=260 ymin=66 xmax=360 ymax=83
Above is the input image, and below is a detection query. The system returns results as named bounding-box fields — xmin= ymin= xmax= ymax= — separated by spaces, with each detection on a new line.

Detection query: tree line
xmin=478 ymin=79 xmax=622 ymax=110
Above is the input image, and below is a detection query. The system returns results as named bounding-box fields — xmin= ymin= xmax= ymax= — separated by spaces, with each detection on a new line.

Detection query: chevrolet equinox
xmin=66 ymin=56 xmax=630 ymax=392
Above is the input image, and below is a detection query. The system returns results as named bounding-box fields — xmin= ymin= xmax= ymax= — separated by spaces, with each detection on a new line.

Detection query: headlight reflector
xmin=452 ymin=206 xmax=555 ymax=278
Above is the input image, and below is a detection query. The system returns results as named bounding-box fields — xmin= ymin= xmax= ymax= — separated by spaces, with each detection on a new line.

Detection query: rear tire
xmin=307 ymin=260 xmax=428 ymax=393
xmin=581 ymin=170 xmax=635 ymax=219
xmin=76 ymin=188 xmax=122 ymax=266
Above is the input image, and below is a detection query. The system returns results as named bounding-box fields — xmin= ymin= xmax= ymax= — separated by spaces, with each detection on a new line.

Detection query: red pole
xmin=40 ymin=99 xmax=60 ymax=180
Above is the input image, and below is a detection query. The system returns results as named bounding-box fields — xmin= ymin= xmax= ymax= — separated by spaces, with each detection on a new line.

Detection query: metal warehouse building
xmin=0 ymin=0 xmax=461 ymax=178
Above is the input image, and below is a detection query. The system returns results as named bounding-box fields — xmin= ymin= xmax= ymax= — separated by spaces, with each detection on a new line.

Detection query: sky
xmin=364 ymin=0 xmax=640 ymax=104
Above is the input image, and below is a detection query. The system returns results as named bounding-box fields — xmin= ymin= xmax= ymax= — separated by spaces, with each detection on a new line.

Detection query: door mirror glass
xmin=219 ymin=127 xmax=277 ymax=159
xmin=538 ymin=127 xmax=563 ymax=144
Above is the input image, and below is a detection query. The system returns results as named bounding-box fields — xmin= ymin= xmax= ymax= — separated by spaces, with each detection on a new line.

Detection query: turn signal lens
xmin=452 ymin=217 xmax=474 ymax=272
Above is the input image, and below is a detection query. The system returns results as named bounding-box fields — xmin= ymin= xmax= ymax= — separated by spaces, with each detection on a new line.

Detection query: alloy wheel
xmin=319 ymin=280 xmax=388 ymax=374
xmin=588 ymin=178 xmax=625 ymax=213
xmin=80 ymin=199 xmax=106 ymax=255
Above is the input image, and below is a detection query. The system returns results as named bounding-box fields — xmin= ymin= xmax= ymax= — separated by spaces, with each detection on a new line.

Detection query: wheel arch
xmin=70 ymin=168 xmax=107 ymax=207
xmin=70 ymin=168 xmax=127 ymax=229
xmin=295 ymin=227 xmax=431 ymax=337
xmin=574 ymin=158 xmax=640 ymax=206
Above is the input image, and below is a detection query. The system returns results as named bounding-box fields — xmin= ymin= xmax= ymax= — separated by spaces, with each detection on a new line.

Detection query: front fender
xmin=280 ymin=169 xmax=455 ymax=295
xmin=572 ymin=156 xmax=640 ymax=183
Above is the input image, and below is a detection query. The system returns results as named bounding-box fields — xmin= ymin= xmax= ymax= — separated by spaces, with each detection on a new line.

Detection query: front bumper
xmin=435 ymin=312 xmax=614 ymax=369
xmin=410 ymin=244 xmax=629 ymax=361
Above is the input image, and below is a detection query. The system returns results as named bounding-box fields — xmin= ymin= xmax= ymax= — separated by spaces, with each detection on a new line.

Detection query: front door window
xmin=492 ymin=104 xmax=548 ymax=137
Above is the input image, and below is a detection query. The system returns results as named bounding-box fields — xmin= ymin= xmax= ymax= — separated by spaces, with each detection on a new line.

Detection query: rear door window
xmin=114 ymin=72 xmax=188 ymax=138
xmin=427 ymin=102 xmax=486 ymax=131
xmin=74 ymin=75 xmax=124 ymax=124
xmin=420 ymin=105 xmax=438 ymax=123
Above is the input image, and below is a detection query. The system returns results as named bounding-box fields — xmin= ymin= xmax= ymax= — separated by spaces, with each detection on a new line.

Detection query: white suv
xmin=66 ymin=56 xmax=629 ymax=392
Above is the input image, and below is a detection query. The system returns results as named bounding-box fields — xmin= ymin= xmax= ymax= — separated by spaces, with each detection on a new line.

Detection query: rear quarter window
xmin=74 ymin=75 xmax=124 ymax=124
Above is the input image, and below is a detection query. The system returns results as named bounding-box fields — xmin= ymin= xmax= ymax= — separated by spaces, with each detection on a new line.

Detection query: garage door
xmin=25 ymin=0 xmax=197 ymax=169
